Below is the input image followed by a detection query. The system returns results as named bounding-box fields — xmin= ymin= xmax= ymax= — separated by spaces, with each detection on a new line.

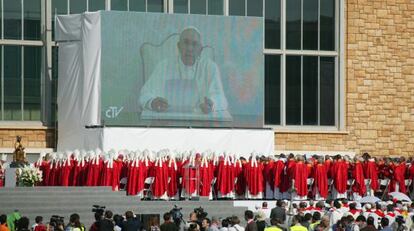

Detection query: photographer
xmin=99 ymin=211 xmax=114 ymax=231
xmin=89 ymin=213 xmax=103 ymax=231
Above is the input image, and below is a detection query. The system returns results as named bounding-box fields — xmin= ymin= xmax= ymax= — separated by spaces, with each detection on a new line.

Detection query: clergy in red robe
xmin=332 ymin=156 xmax=348 ymax=198
xmin=244 ymin=157 xmax=264 ymax=199
xmin=313 ymin=158 xmax=328 ymax=200
xmin=364 ymin=158 xmax=379 ymax=191
xmin=273 ymin=157 xmax=286 ymax=199
xmin=292 ymin=156 xmax=309 ymax=199
xmin=390 ymin=158 xmax=407 ymax=193
xmin=199 ymin=157 xmax=214 ymax=197
xmin=166 ymin=156 xmax=179 ymax=198
xmin=352 ymin=158 xmax=366 ymax=198
xmin=152 ymin=157 xmax=169 ymax=199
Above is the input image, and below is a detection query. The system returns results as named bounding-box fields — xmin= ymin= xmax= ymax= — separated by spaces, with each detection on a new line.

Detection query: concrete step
xmin=0 ymin=187 xmax=248 ymax=228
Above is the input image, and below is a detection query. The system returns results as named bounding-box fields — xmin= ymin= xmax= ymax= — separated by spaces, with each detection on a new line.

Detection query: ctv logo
xmin=105 ymin=106 xmax=123 ymax=118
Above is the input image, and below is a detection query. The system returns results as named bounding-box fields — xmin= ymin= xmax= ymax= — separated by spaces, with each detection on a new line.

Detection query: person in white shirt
xmin=329 ymin=201 xmax=344 ymax=227
xmin=140 ymin=27 xmax=228 ymax=114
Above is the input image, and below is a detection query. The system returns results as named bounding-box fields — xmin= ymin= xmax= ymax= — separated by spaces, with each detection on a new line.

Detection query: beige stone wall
xmin=276 ymin=0 xmax=414 ymax=156
xmin=0 ymin=128 xmax=55 ymax=149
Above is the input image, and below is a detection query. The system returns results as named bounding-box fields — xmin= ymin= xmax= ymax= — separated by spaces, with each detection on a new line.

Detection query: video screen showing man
xmin=139 ymin=27 xmax=229 ymax=117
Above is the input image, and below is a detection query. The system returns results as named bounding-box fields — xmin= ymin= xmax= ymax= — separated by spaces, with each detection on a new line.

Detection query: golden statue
xmin=11 ymin=136 xmax=27 ymax=167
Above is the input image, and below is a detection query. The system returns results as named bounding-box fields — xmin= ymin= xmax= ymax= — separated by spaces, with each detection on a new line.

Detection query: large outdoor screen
xmin=101 ymin=11 xmax=264 ymax=128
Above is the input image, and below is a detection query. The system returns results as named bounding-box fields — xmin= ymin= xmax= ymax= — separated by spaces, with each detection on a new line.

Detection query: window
xmin=264 ymin=0 xmax=339 ymax=127
xmin=173 ymin=0 xmax=223 ymax=15
xmin=229 ymin=0 xmax=262 ymax=16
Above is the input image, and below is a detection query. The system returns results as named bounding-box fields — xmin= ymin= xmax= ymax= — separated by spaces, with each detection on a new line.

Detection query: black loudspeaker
xmin=140 ymin=214 xmax=160 ymax=231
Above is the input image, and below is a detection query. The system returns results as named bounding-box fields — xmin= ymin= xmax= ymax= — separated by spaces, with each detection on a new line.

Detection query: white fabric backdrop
xmin=101 ymin=127 xmax=274 ymax=157
xmin=56 ymin=12 xmax=102 ymax=151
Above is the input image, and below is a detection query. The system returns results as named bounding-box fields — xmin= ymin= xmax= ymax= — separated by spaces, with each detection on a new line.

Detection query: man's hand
xmin=199 ymin=97 xmax=214 ymax=114
xmin=151 ymin=97 xmax=169 ymax=112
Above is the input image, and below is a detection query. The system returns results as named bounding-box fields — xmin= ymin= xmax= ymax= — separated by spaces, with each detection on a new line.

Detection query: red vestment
xmin=167 ymin=160 xmax=178 ymax=197
xmin=352 ymin=161 xmax=366 ymax=196
xmin=244 ymin=161 xmax=264 ymax=196
xmin=313 ymin=163 xmax=328 ymax=198
xmin=293 ymin=161 xmax=308 ymax=197
xmin=273 ymin=160 xmax=285 ymax=190
xmin=216 ymin=158 xmax=235 ymax=196
xmin=199 ymin=160 xmax=214 ymax=196
xmin=364 ymin=160 xmax=379 ymax=191
xmin=152 ymin=159 xmax=168 ymax=198
xmin=333 ymin=160 xmax=348 ymax=193
xmin=234 ymin=161 xmax=245 ymax=196
xmin=390 ymin=162 xmax=406 ymax=193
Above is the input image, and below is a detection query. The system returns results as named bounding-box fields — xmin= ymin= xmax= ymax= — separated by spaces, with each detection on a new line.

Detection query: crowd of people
xmin=0 ymin=150 xmax=413 ymax=201
xmin=2 ymin=198 xmax=414 ymax=231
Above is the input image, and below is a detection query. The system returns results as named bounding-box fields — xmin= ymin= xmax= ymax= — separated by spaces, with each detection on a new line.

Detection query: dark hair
xmin=69 ymin=213 xmax=81 ymax=228
xmin=163 ymin=212 xmax=171 ymax=221
xmin=35 ymin=216 xmax=43 ymax=224
xmin=125 ymin=211 xmax=134 ymax=219
xmin=105 ymin=211 xmax=113 ymax=219
xmin=312 ymin=212 xmax=321 ymax=221
xmin=113 ymin=215 xmax=124 ymax=226
xmin=291 ymin=215 xmax=302 ymax=225
xmin=262 ymin=202 xmax=268 ymax=208
xmin=366 ymin=217 xmax=375 ymax=226
xmin=221 ymin=219 xmax=229 ymax=228
xmin=0 ymin=215 xmax=7 ymax=225
xmin=380 ymin=217 xmax=389 ymax=227
xmin=349 ymin=203 xmax=356 ymax=210
xmin=356 ymin=215 xmax=366 ymax=222
xmin=94 ymin=212 xmax=102 ymax=222
xmin=276 ymin=200 xmax=283 ymax=207
xmin=244 ymin=210 xmax=254 ymax=220
xmin=303 ymin=213 xmax=312 ymax=222
xmin=334 ymin=200 xmax=341 ymax=209
xmin=16 ymin=217 xmax=30 ymax=231
xmin=188 ymin=223 xmax=198 ymax=231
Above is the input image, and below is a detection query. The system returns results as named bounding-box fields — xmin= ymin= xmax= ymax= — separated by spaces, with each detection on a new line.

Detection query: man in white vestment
xmin=139 ymin=27 xmax=228 ymax=114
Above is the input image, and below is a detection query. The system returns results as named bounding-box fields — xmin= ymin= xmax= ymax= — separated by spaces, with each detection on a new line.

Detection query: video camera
xmin=170 ymin=205 xmax=184 ymax=228
xmin=92 ymin=205 xmax=106 ymax=216
xmin=194 ymin=207 xmax=208 ymax=221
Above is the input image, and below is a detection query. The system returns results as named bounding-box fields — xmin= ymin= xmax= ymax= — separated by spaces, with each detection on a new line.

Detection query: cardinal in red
xmin=389 ymin=157 xmax=407 ymax=193
xmin=216 ymin=155 xmax=236 ymax=198
xmin=313 ymin=158 xmax=328 ymax=200
xmin=152 ymin=156 xmax=169 ymax=199
xmin=234 ymin=157 xmax=245 ymax=198
xmin=273 ymin=155 xmax=286 ymax=199
xmin=245 ymin=155 xmax=264 ymax=199
xmin=352 ymin=157 xmax=366 ymax=199
xmin=199 ymin=155 xmax=214 ymax=197
xmin=292 ymin=155 xmax=309 ymax=200
xmin=166 ymin=155 xmax=179 ymax=199
xmin=363 ymin=154 xmax=379 ymax=193
xmin=332 ymin=155 xmax=348 ymax=199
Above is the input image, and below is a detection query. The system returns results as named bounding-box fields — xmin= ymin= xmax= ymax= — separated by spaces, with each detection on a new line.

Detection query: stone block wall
xmin=275 ymin=0 xmax=414 ymax=157
xmin=0 ymin=128 xmax=55 ymax=149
